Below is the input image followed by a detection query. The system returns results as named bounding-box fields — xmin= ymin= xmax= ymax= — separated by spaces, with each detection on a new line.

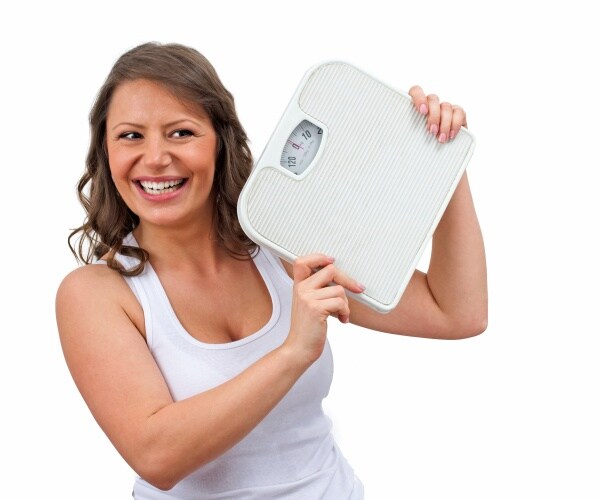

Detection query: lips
xmin=138 ymin=178 xmax=186 ymax=195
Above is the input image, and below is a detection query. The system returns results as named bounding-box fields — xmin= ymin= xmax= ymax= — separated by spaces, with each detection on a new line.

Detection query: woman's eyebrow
xmin=111 ymin=122 xmax=144 ymax=131
xmin=110 ymin=119 xmax=202 ymax=131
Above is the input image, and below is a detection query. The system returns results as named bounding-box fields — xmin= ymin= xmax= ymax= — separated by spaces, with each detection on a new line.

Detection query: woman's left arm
xmin=347 ymin=86 xmax=488 ymax=340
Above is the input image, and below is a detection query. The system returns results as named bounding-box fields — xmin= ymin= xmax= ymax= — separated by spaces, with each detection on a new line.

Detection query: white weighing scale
xmin=238 ymin=62 xmax=475 ymax=313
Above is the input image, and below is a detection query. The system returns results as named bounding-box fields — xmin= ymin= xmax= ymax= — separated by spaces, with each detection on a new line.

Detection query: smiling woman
xmin=56 ymin=41 xmax=486 ymax=500
xmin=106 ymin=79 xmax=218 ymax=229
xmin=68 ymin=42 xmax=256 ymax=276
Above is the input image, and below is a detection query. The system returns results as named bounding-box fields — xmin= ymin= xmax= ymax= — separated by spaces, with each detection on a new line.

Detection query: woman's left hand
xmin=408 ymin=86 xmax=467 ymax=143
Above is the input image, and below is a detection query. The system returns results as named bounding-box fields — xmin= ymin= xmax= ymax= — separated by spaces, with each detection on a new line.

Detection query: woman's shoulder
xmin=58 ymin=262 xmax=123 ymax=293
xmin=56 ymin=263 xmax=137 ymax=316
xmin=56 ymin=263 xmax=146 ymax=340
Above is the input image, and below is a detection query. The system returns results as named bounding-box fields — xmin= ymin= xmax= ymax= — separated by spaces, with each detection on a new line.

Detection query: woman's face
xmin=106 ymin=79 xmax=218 ymax=230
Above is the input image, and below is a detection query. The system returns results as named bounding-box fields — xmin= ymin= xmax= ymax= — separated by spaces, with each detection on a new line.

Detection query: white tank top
xmin=113 ymin=235 xmax=364 ymax=499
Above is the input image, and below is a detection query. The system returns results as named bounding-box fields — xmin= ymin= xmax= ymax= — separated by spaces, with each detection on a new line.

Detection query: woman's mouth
xmin=138 ymin=179 xmax=187 ymax=195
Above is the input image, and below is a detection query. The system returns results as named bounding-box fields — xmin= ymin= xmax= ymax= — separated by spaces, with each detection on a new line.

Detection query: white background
xmin=1 ymin=1 xmax=599 ymax=499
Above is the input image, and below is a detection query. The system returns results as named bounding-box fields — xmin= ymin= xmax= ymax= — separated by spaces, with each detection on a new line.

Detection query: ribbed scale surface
xmin=246 ymin=63 xmax=474 ymax=308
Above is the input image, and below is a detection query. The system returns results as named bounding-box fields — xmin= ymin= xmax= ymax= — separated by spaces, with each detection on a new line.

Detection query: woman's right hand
xmin=284 ymin=254 xmax=365 ymax=365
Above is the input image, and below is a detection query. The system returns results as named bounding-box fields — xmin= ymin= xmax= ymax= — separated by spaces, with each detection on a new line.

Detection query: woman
xmin=57 ymin=42 xmax=487 ymax=499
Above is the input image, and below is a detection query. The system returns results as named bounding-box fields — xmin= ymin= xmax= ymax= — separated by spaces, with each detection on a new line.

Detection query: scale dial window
xmin=280 ymin=120 xmax=323 ymax=175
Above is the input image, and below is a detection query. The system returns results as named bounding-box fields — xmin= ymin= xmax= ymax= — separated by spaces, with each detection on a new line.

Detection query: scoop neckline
xmin=127 ymin=235 xmax=281 ymax=350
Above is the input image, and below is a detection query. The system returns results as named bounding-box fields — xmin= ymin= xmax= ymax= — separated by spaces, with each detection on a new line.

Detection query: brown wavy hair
xmin=69 ymin=42 xmax=257 ymax=275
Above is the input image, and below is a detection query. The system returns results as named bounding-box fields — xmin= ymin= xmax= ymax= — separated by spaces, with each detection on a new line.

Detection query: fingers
xmin=450 ymin=105 xmax=467 ymax=139
xmin=410 ymin=85 xmax=467 ymax=143
xmin=293 ymin=255 xmax=365 ymax=294
xmin=292 ymin=253 xmax=333 ymax=283
xmin=307 ymin=265 xmax=365 ymax=294
xmin=438 ymin=101 xmax=453 ymax=143
xmin=409 ymin=85 xmax=428 ymax=116
xmin=427 ymin=94 xmax=440 ymax=136
xmin=292 ymin=254 xmax=365 ymax=325
xmin=309 ymin=285 xmax=351 ymax=324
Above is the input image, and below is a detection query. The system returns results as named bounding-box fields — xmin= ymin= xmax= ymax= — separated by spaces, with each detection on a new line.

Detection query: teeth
xmin=139 ymin=179 xmax=184 ymax=194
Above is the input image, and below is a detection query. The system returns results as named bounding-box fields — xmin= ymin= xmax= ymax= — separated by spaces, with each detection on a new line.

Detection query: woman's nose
xmin=143 ymin=136 xmax=171 ymax=169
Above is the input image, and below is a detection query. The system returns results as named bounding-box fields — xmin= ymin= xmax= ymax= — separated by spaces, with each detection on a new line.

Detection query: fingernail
xmin=449 ymin=130 xmax=456 ymax=140
xmin=430 ymin=124 xmax=438 ymax=135
xmin=357 ymin=283 xmax=366 ymax=292
xmin=438 ymin=133 xmax=447 ymax=143
xmin=328 ymin=256 xmax=335 ymax=263
xmin=419 ymin=103 xmax=428 ymax=114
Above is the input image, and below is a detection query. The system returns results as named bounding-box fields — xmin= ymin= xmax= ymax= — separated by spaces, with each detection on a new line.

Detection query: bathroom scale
xmin=238 ymin=61 xmax=475 ymax=313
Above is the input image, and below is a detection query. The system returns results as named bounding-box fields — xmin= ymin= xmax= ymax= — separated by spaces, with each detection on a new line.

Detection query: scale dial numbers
xmin=280 ymin=120 xmax=323 ymax=175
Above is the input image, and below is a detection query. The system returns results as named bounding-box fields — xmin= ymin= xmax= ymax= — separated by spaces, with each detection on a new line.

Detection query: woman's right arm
xmin=56 ymin=254 xmax=362 ymax=491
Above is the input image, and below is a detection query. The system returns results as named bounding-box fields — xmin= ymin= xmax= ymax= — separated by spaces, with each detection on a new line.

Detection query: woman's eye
xmin=172 ymin=129 xmax=194 ymax=138
xmin=119 ymin=132 xmax=142 ymax=140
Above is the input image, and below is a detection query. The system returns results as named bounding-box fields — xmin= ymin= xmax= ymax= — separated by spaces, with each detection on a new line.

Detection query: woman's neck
xmin=132 ymin=216 xmax=228 ymax=275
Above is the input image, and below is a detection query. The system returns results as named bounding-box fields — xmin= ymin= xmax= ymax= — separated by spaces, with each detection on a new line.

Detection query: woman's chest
xmin=160 ymin=260 xmax=274 ymax=344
